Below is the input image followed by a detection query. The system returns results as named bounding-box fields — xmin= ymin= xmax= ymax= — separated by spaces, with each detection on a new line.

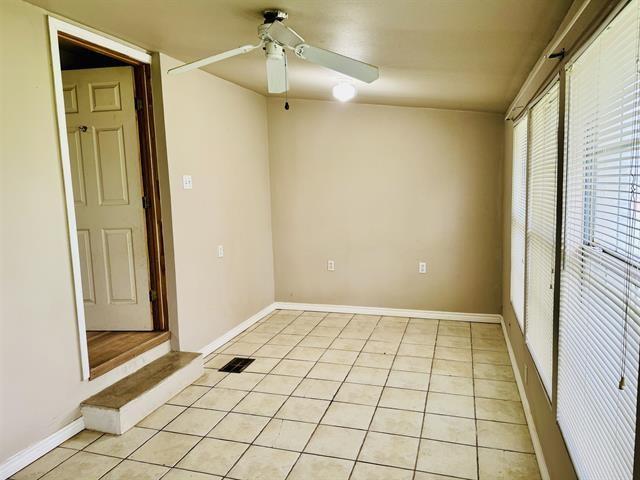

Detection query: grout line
xmin=24 ymin=432 xmax=112 ymax=480
xmin=412 ymin=317 xmax=438 ymax=479
xmin=234 ymin=311 xmax=380 ymax=478
xmin=281 ymin=312 xmax=369 ymax=479
xmin=218 ymin=310 xmax=346 ymax=479
xmin=346 ymin=316 xmax=410 ymax=480
xmin=199 ymin=310 xmax=311 ymax=479
xmin=135 ymin=406 xmax=531 ymax=437
xmin=64 ymin=431 xmax=528 ymax=480
xmin=471 ymin=323 xmax=480 ymax=480
xmin=19 ymin=449 xmax=85 ymax=480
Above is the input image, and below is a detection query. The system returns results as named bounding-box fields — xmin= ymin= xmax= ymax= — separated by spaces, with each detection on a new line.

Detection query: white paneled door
xmin=63 ymin=66 xmax=152 ymax=331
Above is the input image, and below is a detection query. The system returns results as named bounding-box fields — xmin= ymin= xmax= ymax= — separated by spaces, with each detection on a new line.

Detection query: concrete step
xmin=81 ymin=351 xmax=203 ymax=434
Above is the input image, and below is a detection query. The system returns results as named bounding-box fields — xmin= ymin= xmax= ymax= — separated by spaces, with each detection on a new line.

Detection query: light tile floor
xmin=14 ymin=310 xmax=542 ymax=480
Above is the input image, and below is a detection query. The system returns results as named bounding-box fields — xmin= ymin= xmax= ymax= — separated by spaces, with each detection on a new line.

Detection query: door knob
xmin=79 ymin=125 xmax=88 ymax=132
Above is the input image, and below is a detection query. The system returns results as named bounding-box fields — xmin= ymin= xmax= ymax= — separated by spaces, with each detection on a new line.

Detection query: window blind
xmin=558 ymin=1 xmax=640 ymax=478
xmin=511 ymin=116 xmax=528 ymax=330
xmin=525 ymin=81 xmax=560 ymax=396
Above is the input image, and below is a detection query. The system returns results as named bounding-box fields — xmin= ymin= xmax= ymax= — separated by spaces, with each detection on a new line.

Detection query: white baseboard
xmin=0 ymin=417 xmax=85 ymax=480
xmin=197 ymin=302 xmax=500 ymax=360
xmin=274 ymin=302 xmax=501 ymax=323
xmin=500 ymin=319 xmax=550 ymax=480
xmin=197 ymin=301 xmax=500 ymax=360
xmin=198 ymin=303 xmax=278 ymax=357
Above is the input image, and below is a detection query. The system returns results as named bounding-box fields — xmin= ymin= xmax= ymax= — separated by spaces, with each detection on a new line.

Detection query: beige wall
xmin=156 ymin=54 xmax=274 ymax=352
xmin=267 ymin=98 xmax=504 ymax=313
xmin=0 ymin=0 xmax=273 ymax=463
xmin=1 ymin=0 xmax=85 ymax=463
xmin=501 ymin=121 xmax=577 ymax=479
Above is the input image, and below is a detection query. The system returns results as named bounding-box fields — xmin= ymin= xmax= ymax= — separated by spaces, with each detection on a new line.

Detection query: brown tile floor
xmin=13 ymin=310 xmax=541 ymax=480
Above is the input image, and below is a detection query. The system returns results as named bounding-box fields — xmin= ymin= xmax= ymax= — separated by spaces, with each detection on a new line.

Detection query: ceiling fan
xmin=168 ymin=9 xmax=380 ymax=94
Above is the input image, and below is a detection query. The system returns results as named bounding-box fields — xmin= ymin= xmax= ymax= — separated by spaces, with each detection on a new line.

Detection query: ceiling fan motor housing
xmin=265 ymin=41 xmax=284 ymax=59
xmin=262 ymin=9 xmax=288 ymax=24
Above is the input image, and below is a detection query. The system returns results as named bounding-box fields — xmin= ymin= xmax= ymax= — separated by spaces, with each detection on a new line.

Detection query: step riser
xmin=82 ymin=355 xmax=203 ymax=434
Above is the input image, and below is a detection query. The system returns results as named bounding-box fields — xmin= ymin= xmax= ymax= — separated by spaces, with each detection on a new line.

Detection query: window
xmin=511 ymin=116 xmax=528 ymax=329
xmin=525 ymin=81 xmax=559 ymax=396
xmin=557 ymin=1 xmax=640 ymax=478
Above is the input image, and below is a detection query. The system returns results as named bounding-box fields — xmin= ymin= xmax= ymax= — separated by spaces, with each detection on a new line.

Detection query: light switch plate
xmin=182 ymin=175 xmax=193 ymax=189
xmin=327 ymin=260 xmax=335 ymax=271
xmin=217 ymin=245 xmax=224 ymax=258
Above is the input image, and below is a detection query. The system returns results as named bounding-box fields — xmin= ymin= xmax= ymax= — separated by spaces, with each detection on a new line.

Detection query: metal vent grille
xmin=219 ymin=357 xmax=255 ymax=373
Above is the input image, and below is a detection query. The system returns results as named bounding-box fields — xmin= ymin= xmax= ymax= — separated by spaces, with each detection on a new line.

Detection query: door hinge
xmin=149 ymin=289 xmax=158 ymax=302
xmin=142 ymin=196 xmax=151 ymax=209
xmin=135 ymin=97 xmax=143 ymax=111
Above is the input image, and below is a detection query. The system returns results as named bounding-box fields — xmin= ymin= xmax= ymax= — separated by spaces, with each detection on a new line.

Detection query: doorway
xmin=56 ymin=33 xmax=169 ymax=379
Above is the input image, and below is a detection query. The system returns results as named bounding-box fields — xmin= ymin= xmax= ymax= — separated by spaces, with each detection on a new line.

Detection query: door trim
xmin=48 ymin=17 xmax=167 ymax=380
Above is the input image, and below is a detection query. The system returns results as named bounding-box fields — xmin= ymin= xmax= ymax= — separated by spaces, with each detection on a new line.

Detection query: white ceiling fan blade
xmin=168 ymin=43 xmax=262 ymax=75
xmin=266 ymin=47 xmax=287 ymax=93
xmin=295 ymin=44 xmax=379 ymax=83
xmin=264 ymin=20 xmax=304 ymax=48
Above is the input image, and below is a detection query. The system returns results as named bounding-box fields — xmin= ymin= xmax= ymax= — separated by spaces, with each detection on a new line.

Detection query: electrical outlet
xmin=182 ymin=175 xmax=193 ymax=189
xmin=418 ymin=262 xmax=427 ymax=274
xmin=327 ymin=260 xmax=335 ymax=271
xmin=217 ymin=245 xmax=224 ymax=258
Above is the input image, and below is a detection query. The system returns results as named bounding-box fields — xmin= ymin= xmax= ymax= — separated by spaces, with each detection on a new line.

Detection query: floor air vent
xmin=219 ymin=357 xmax=255 ymax=373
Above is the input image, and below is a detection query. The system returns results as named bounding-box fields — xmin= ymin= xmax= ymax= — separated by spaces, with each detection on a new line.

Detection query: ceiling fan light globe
xmin=332 ymin=82 xmax=356 ymax=102
xmin=265 ymin=42 xmax=287 ymax=93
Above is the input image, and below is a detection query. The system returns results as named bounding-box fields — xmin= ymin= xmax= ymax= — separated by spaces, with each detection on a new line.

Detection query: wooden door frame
xmin=48 ymin=18 xmax=168 ymax=381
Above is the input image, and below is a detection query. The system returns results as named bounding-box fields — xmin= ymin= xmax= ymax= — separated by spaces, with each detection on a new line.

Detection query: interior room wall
xmin=155 ymin=54 xmax=275 ymax=352
xmin=0 ymin=0 xmax=274 ymax=464
xmin=501 ymin=121 xmax=577 ymax=479
xmin=1 ymin=0 xmax=91 ymax=463
xmin=267 ymin=98 xmax=504 ymax=314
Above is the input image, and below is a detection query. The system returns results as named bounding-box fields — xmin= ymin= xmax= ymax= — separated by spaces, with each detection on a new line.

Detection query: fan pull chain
xmin=284 ymin=51 xmax=290 ymax=110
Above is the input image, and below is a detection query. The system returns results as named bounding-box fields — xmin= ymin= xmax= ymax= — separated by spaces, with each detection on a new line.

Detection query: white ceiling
xmin=28 ymin=0 xmax=573 ymax=112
